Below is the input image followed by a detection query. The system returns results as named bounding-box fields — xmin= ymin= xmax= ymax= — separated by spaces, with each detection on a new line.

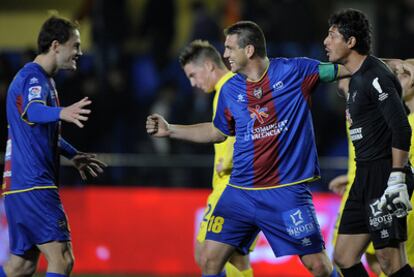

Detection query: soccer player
xmin=147 ymin=20 xmax=349 ymax=277
xmin=0 ymin=16 xmax=106 ymax=277
xmin=179 ymin=40 xmax=254 ymax=277
xmin=331 ymin=60 xmax=414 ymax=276
xmin=324 ymin=9 xmax=414 ymax=276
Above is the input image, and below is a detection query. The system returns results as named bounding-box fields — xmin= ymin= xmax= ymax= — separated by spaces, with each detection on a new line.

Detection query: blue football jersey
xmin=2 ymin=63 xmax=61 ymax=194
xmin=213 ymin=58 xmax=321 ymax=189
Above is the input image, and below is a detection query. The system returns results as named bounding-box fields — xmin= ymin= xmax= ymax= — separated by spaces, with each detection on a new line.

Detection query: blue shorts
xmin=4 ymin=189 xmax=71 ymax=256
xmin=205 ymin=184 xmax=325 ymax=257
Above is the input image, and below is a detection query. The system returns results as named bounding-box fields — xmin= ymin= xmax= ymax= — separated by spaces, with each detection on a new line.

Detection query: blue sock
xmin=0 ymin=266 xmax=6 ymax=277
xmin=202 ymin=272 xmax=226 ymax=277
xmin=330 ymin=266 xmax=339 ymax=277
xmin=46 ymin=273 xmax=67 ymax=277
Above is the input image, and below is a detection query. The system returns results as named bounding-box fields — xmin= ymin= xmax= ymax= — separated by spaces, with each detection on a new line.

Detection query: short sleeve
xmin=213 ymin=84 xmax=235 ymax=136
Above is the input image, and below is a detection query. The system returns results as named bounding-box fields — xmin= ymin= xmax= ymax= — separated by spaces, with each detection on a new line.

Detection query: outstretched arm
xmin=146 ymin=113 xmax=226 ymax=143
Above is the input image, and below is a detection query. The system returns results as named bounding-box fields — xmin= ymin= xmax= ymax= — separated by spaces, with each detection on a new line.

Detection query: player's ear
xmin=347 ymin=36 xmax=356 ymax=49
xmin=204 ymin=60 xmax=214 ymax=72
xmin=50 ymin=40 xmax=60 ymax=53
xmin=245 ymin=45 xmax=255 ymax=59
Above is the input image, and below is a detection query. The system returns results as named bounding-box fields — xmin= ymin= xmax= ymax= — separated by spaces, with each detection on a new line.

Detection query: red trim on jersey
xmin=224 ymin=107 xmax=235 ymax=136
xmin=301 ymin=73 xmax=319 ymax=106
xmin=16 ymin=95 xmax=23 ymax=115
xmin=247 ymin=75 xmax=280 ymax=188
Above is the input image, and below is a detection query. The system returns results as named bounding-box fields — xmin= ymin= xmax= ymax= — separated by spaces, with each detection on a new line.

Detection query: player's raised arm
xmin=146 ymin=113 xmax=226 ymax=143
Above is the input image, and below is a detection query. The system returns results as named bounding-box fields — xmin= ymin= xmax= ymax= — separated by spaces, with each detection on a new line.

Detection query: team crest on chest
xmin=253 ymin=87 xmax=263 ymax=99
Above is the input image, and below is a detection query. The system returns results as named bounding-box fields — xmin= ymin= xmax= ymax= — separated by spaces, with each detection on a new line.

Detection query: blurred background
xmin=0 ymin=0 xmax=412 ymax=276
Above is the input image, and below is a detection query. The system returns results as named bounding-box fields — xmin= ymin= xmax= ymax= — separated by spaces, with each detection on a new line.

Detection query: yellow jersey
xmin=212 ymin=71 xmax=235 ymax=189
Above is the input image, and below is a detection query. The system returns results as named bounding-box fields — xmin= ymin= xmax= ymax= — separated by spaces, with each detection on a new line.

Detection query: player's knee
xmin=46 ymin=252 xmax=75 ymax=274
xmin=6 ymin=260 xmax=37 ymax=276
xmin=333 ymin=248 xmax=352 ymax=269
xmin=229 ymin=252 xmax=250 ymax=271
xmin=64 ymin=252 xmax=75 ymax=274
xmin=304 ymin=257 xmax=332 ymax=277
xmin=199 ymin=252 xmax=222 ymax=273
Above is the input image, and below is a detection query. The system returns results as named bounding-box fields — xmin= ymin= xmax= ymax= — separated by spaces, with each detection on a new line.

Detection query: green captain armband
xmin=318 ymin=63 xmax=338 ymax=83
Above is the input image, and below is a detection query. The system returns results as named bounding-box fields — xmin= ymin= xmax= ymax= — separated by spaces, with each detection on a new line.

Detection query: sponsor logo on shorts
xmin=368 ymin=199 xmax=393 ymax=231
xmin=301 ymin=237 xmax=312 ymax=246
xmin=28 ymin=86 xmax=42 ymax=101
xmin=283 ymin=207 xmax=317 ymax=239
xmin=380 ymin=229 xmax=389 ymax=239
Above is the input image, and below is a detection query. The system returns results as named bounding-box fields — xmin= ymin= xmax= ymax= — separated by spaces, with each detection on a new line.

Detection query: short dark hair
xmin=179 ymin=40 xmax=225 ymax=68
xmin=224 ymin=21 xmax=267 ymax=58
xmin=328 ymin=9 xmax=372 ymax=55
xmin=37 ymin=16 xmax=79 ymax=54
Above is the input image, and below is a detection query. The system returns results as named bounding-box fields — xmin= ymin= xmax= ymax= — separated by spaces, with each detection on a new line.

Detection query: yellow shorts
xmin=196 ymin=184 xmax=257 ymax=252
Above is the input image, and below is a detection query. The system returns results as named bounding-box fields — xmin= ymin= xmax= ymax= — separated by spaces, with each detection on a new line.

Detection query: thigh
xmin=4 ymin=247 xmax=40 ymax=275
xmin=37 ymin=241 xmax=73 ymax=262
xmin=205 ymin=186 xmax=259 ymax=255
xmin=335 ymin=233 xmax=371 ymax=263
xmin=255 ymin=184 xmax=325 ymax=257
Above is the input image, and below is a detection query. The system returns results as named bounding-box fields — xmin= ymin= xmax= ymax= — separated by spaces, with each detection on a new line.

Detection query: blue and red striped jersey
xmin=213 ymin=57 xmax=321 ymax=189
xmin=2 ymin=63 xmax=61 ymax=194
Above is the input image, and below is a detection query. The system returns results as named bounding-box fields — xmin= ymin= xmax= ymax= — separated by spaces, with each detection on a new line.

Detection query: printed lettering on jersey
xmin=243 ymin=105 xmax=289 ymax=141
xmin=368 ymin=198 xmax=393 ymax=231
xmin=349 ymin=127 xmax=363 ymax=141
xmin=283 ymin=206 xmax=317 ymax=239
xmin=28 ymin=85 xmax=42 ymax=101
xmin=372 ymin=77 xmax=388 ymax=101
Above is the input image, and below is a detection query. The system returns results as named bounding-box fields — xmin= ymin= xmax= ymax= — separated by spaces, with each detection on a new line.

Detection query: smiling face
xmin=223 ymin=34 xmax=248 ymax=73
xmin=323 ymin=26 xmax=350 ymax=64
xmin=56 ymin=29 xmax=82 ymax=71
xmin=183 ymin=61 xmax=215 ymax=93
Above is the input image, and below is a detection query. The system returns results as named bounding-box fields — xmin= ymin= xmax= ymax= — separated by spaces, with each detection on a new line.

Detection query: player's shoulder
xmin=222 ymin=72 xmax=243 ymax=90
xmin=17 ymin=63 xmax=46 ymax=85
xmin=269 ymin=57 xmax=320 ymax=72
xmin=361 ymin=56 xmax=394 ymax=79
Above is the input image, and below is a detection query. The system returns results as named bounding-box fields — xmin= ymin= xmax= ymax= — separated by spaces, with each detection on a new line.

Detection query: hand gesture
xmin=379 ymin=171 xmax=412 ymax=218
xmin=146 ymin=113 xmax=170 ymax=137
xmin=72 ymin=152 xmax=107 ymax=180
xmin=60 ymin=97 xmax=91 ymax=128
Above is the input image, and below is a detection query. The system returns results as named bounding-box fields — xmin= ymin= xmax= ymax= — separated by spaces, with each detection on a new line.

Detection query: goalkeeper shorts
xmin=338 ymin=158 xmax=413 ymax=249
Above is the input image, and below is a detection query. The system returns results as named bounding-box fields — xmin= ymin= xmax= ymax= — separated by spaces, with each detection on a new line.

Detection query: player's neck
xmin=215 ymin=68 xmax=230 ymax=82
xmin=344 ymin=53 xmax=368 ymax=75
xmin=34 ymin=54 xmax=58 ymax=76
xmin=406 ymin=97 xmax=414 ymax=114
xmin=244 ymin=57 xmax=269 ymax=82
